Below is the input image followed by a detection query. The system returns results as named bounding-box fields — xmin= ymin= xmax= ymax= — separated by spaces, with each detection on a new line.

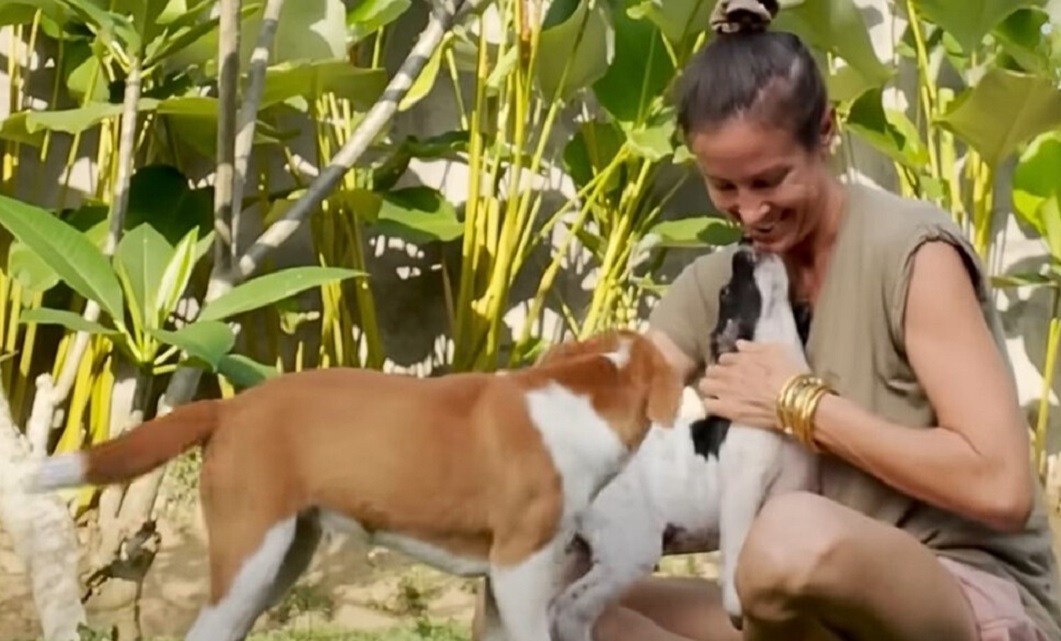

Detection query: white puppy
xmin=543 ymin=243 xmax=821 ymax=640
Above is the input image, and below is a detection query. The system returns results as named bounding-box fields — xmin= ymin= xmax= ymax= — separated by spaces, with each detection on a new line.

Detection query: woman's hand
xmin=697 ymin=339 xmax=810 ymax=430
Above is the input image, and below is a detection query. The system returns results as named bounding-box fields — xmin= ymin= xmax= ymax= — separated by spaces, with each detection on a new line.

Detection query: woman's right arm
xmin=645 ymin=255 xmax=721 ymax=386
xmin=648 ymin=329 xmax=700 ymax=386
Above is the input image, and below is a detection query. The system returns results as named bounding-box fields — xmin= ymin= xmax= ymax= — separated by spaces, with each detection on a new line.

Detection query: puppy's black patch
xmin=692 ymin=243 xmax=764 ymax=461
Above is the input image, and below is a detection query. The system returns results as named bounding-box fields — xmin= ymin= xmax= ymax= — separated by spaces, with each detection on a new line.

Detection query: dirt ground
xmin=1 ymin=499 xmax=1058 ymax=640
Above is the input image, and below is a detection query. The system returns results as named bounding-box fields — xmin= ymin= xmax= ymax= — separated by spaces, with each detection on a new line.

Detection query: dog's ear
xmin=535 ymin=332 xmax=618 ymax=367
xmin=643 ymin=339 xmax=684 ymax=428
xmin=534 ymin=336 xmax=585 ymax=366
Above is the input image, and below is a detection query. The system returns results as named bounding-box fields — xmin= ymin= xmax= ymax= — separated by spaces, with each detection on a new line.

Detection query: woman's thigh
xmin=611 ymin=575 xmax=742 ymax=641
xmin=736 ymin=492 xmax=980 ymax=641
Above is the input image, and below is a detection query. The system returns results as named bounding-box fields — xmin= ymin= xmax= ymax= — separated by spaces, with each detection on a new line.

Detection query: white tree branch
xmin=231 ymin=0 xmax=286 ymax=258
xmin=25 ymin=57 xmax=144 ymax=456
xmin=234 ymin=0 xmax=475 ymax=281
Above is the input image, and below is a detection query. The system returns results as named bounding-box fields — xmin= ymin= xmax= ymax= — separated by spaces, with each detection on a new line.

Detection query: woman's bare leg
xmin=735 ymin=492 xmax=979 ymax=641
xmin=592 ymin=576 xmax=742 ymax=641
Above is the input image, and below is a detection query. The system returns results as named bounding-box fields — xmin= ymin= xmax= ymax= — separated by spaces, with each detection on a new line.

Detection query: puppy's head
xmin=711 ymin=243 xmax=763 ymax=359
xmin=537 ymin=329 xmax=684 ymax=432
xmin=710 ymin=242 xmax=789 ymax=359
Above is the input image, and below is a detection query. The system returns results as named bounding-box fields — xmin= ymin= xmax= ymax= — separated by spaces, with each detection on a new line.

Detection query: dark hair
xmin=676 ymin=20 xmax=829 ymax=151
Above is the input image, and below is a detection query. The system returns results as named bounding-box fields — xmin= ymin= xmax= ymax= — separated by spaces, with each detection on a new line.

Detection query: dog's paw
xmin=552 ymin=612 xmax=593 ymax=641
xmin=722 ymin=584 xmax=744 ymax=629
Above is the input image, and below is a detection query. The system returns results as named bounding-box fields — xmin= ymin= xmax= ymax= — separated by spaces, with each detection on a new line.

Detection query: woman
xmin=605 ymin=1 xmax=1061 ymax=640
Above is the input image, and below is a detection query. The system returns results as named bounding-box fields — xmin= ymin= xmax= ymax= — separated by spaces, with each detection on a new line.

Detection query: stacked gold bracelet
xmin=775 ymin=373 xmax=833 ymax=452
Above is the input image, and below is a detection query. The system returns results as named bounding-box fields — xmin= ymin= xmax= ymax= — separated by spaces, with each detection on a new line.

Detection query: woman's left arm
xmin=811 ymin=240 xmax=1034 ymax=532
xmin=701 ymin=240 xmax=1035 ymax=533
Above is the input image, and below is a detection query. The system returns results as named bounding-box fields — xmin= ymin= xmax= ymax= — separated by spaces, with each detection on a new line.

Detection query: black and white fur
xmin=545 ymin=243 xmax=821 ymax=640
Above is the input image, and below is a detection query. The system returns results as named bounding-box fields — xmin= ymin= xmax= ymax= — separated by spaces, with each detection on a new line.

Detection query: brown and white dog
xmin=27 ymin=329 xmax=683 ymax=641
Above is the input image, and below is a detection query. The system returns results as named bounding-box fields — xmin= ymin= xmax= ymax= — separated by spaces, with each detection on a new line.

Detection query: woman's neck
xmin=786 ymin=179 xmax=846 ymax=303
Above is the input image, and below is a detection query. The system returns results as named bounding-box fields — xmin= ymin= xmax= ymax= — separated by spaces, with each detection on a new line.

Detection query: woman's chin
xmin=749 ymin=236 xmax=789 ymax=253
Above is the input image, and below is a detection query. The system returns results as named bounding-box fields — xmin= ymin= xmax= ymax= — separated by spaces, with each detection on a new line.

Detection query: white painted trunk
xmin=0 ymin=389 xmax=86 ymax=641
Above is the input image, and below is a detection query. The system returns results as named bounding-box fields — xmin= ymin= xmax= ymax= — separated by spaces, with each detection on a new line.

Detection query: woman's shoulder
xmin=844 ymin=182 xmax=980 ymax=276
xmin=846 ymin=181 xmax=961 ymax=240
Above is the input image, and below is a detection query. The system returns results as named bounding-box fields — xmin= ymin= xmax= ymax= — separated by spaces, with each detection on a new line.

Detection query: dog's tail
xmin=27 ymin=399 xmax=221 ymax=492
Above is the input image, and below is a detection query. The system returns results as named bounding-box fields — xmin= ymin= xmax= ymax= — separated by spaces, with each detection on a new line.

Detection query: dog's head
xmin=536 ymin=329 xmax=684 ymax=433
xmin=709 ymin=242 xmax=789 ymax=359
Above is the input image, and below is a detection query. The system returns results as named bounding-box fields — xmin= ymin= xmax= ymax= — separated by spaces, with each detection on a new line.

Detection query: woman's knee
xmin=733 ymin=492 xmax=854 ymax=617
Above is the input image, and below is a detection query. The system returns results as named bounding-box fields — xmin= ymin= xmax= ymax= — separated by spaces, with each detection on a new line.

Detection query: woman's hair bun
xmin=709 ymin=0 xmax=780 ymax=35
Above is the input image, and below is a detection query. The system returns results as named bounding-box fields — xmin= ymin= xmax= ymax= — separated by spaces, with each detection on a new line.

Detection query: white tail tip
xmin=27 ymin=453 xmax=87 ymax=493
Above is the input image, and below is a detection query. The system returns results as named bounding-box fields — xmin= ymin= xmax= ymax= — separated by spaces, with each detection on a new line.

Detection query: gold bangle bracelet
xmin=776 ymin=373 xmax=812 ymax=434
xmin=794 ymin=383 xmax=830 ymax=452
xmin=775 ymin=372 xmax=832 ymax=451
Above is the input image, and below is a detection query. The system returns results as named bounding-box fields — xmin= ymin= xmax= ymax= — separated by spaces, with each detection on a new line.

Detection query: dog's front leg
xmin=489 ymin=540 xmax=563 ymax=641
xmin=717 ymin=427 xmax=778 ymax=628
xmin=475 ymin=577 xmax=510 ymax=641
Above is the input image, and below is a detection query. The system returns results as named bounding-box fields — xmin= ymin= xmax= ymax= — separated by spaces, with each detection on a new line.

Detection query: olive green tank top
xmin=648 ymin=182 xmax=1061 ymax=638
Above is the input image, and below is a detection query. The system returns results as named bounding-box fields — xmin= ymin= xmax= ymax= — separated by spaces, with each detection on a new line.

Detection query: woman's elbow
xmin=978 ymin=472 xmax=1035 ymax=533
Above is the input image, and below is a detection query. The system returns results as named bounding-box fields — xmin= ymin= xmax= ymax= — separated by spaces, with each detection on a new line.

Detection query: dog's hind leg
xmin=551 ymin=521 xmax=662 ymax=641
xmin=185 ymin=516 xmax=298 ymax=641
xmin=489 ymin=541 xmax=562 ymax=641
xmin=263 ymin=511 xmax=322 ymax=608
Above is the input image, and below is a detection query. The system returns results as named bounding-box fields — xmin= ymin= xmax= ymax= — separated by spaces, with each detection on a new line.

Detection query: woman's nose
xmin=731 ymin=195 xmax=769 ymax=224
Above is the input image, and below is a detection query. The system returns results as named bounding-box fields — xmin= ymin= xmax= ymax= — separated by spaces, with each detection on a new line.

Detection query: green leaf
xmin=646 ymin=216 xmax=742 ymax=248
xmin=591 ymin=5 xmax=675 ymax=126
xmin=62 ymin=39 xmax=109 ymax=103
xmin=991 ymin=271 xmax=1053 ymax=289
xmin=155 ymin=96 xmax=287 ymax=159
xmin=0 ymin=99 xmax=160 ymax=147
xmin=1041 ymin=197 xmax=1061 ymax=260
xmin=1013 ymin=130 xmax=1061 ymax=235
xmin=625 ymin=114 xmax=676 ymax=161
xmin=216 ymin=353 xmax=280 ymax=389
xmin=260 ymin=59 xmax=389 ymax=113
xmin=993 ymin=8 xmax=1056 ymax=76
xmin=149 ymin=321 xmax=235 ymax=370
xmin=198 ymin=266 xmax=366 ymax=322
xmin=58 ymin=0 xmax=142 ymax=51
xmin=936 ymin=68 xmax=1061 ymax=167
xmin=399 ymin=31 xmax=449 ymax=112
xmin=909 ymin=0 xmax=1044 ymax=53
xmin=114 ymin=223 xmax=174 ymax=333
xmin=774 ymin=0 xmax=893 ymax=102
xmin=563 ymin=119 xmax=626 ymax=194
xmin=0 ymin=194 xmax=124 ymax=321
xmin=19 ymin=307 xmax=118 ymax=336
xmin=373 ymin=186 xmax=464 ymax=244
xmin=7 ymin=241 xmax=60 ymax=292
xmin=0 ymin=0 xmax=72 ymax=27
xmin=536 ymin=0 xmax=616 ymax=102
xmin=168 ymin=0 xmax=347 ymax=70
xmin=124 ymin=164 xmax=213 ymax=245
xmin=843 ymin=87 xmax=930 ymax=169
xmin=371 ymin=131 xmax=471 ymax=190
xmin=628 ymin=0 xmax=715 ymax=45
xmin=114 ymin=0 xmax=186 ymax=44
xmin=347 ymin=0 xmax=411 ymax=43
xmin=156 ymin=228 xmax=202 ymax=328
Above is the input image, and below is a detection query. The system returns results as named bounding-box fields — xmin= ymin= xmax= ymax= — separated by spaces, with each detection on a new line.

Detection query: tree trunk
xmin=0 ymin=385 xmax=86 ymax=641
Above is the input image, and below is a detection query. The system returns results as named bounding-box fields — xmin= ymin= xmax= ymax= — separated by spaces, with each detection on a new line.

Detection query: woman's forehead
xmin=687 ymin=123 xmax=805 ymax=179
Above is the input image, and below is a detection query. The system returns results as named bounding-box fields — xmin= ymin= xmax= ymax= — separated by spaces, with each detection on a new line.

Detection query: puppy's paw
xmin=722 ymin=583 xmax=744 ymax=629
xmin=552 ymin=612 xmax=593 ymax=641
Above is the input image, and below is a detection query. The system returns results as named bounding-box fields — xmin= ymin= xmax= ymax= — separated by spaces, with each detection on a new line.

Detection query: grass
xmin=63 ymin=619 xmax=470 ymax=641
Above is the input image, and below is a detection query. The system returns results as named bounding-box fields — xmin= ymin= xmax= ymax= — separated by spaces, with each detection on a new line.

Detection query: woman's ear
xmin=819 ymin=107 xmax=837 ymax=157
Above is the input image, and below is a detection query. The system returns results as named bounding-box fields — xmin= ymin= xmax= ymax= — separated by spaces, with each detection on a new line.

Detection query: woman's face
xmin=686 ymin=114 xmax=834 ymax=255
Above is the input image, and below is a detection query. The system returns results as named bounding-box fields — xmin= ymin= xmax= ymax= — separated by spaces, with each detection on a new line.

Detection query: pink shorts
xmin=938 ymin=556 xmax=1048 ymax=641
